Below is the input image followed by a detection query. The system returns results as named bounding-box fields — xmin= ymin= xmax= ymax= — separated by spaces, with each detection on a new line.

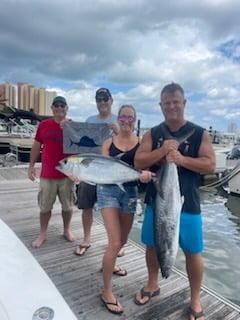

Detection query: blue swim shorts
xmin=97 ymin=184 xmax=138 ymax=213
xmin=141 ymin=204 xmax=203 ymax=254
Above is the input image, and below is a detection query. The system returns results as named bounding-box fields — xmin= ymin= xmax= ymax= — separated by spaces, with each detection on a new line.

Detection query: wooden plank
xmin=0 ymin=169 xmax=240 ymax=319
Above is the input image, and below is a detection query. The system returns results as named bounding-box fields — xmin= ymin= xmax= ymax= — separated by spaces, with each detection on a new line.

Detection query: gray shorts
xmin=38 ymin=178 xmax=75 ymax=213
xmin=77 ymin=181 xmax=97 ymax=209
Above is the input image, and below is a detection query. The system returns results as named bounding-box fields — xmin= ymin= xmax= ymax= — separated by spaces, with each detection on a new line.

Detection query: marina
xmin=0 ymin=136 xmax=37 ymax=166
xmin=201 ymin=130 xmax=240 ymax=195
xmin=0 ymin=166 xmax=240 ymax=319
xmin=0 ymin=119 xmax=37 ymax=165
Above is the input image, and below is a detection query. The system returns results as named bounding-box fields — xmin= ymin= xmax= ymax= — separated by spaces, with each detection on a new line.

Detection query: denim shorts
xmin=97 ymin=184 xmax=138 ymax=213
xmin=141 ymin=204 xmax=203 ymax=254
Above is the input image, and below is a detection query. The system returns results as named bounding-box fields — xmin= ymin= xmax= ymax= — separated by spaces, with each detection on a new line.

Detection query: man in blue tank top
xmin=134 ymin=83 xmax=216 ymax=320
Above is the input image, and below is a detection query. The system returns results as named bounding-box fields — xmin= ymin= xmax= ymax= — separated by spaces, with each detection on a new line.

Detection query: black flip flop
xmin=100 ymin=295 xmax=123 ymax=315
xmin=188 ymin=306 xmax=204 ymax=319
xmin=113 ymin=265 xmax=127 ymax=276
xmin=134 ymin=287 xmax=160 ymax=305
xmin=74 ymin=244 xmax=91 ymax=256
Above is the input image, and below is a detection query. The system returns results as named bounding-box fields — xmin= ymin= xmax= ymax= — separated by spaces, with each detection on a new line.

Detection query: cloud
xmin=1 ymin=0 xmax=240 ymax=131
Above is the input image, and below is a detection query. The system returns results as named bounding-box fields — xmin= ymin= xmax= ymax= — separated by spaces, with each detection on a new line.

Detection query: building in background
xmin=0 ymin=82 xmax=16 ymax=108
xmin=17 ymin=82 xmax=56 ymax=116
xmin=0 ymin=81 xmax=56 ymax=116
xmin=38 ymin=87 xmax=56 ymax=115
xmin=228 ymin=123 xmax=238 ymax=134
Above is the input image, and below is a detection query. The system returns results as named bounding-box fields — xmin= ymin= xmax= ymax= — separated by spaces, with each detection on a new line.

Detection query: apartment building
xmin=0 ymin=82 xmax=16 ymax=108
xmin=0 ymin=82 xmax=57 ymax=116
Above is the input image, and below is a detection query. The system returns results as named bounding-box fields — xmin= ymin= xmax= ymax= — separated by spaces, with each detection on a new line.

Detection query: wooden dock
xmin=0 ymin=166 xmax=240 ymax=320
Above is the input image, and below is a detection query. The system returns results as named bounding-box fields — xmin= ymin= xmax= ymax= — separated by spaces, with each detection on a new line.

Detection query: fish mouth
xmin=55 ymin=165 xmax=65 ymax=174
xmin=55 ymin=165 xmax=74 ymax=178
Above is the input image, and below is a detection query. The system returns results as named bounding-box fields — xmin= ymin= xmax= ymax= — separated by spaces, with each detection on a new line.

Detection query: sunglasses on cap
xmin=53 ymin=103 xmax=66 ymax=108
xmin=96 ymin=97 xmax=109 ymax=103
xmin=118 ymin=115 xmax=135 ymax=123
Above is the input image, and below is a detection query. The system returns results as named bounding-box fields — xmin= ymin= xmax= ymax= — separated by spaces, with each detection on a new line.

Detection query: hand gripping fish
xmin=56 ymin=153 xmax=141 ymax=191
xmin=153 ymin=129 xmax=195 ymax=279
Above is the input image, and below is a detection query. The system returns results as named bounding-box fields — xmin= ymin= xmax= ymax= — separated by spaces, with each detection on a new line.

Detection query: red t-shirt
xmin=35 ymin=118 xmax=71 ymax=179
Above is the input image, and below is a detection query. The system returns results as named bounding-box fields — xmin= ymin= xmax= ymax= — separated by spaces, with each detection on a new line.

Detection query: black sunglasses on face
xmin=96 ymin=97 xmax=109 ymax=103
xmin=53 ymin=103 xmax=66 ymax=108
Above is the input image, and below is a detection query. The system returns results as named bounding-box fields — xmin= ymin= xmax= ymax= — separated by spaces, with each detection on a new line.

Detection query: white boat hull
xmin=228 ymin=173 xmax=240 ymax=195
xmin=215 ymin=151 xmax=227 ymax=172
xmin=0 ymin=219 xmax=77 ymax=320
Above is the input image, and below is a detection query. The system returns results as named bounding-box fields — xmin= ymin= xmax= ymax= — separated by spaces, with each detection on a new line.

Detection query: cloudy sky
xmin=1 ymin=0 xmax=240 ymax=132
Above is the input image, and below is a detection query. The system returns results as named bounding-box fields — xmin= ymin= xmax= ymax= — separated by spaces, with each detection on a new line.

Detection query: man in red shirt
xmin=28 ymin=96 xmax=76 ymax=248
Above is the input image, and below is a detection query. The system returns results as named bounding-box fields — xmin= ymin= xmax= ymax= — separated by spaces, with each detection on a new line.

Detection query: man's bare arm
xmin=134 ymin=130 xmax=179 ymax=170
xmin=166 ymin=131 xmax=216 ymax=174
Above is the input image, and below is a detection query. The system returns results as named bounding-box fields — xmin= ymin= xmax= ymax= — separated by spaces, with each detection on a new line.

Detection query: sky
xmin=1 ymin=0 xmax=240 ymax=132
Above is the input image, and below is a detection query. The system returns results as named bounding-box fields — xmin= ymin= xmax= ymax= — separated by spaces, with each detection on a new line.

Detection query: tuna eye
xmin=63 ymin=159 xmax=67 ymax=164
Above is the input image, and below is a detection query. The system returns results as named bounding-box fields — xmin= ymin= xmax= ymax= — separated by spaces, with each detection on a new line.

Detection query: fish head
xmin=56 ymin=155 xmax=82 ymax=176
xmin=56 ymin=154 xmax=96 ymax=178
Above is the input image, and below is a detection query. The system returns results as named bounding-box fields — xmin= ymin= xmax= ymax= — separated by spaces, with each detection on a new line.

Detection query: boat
xmin=222 ymin=145 xmax=240 ymax=196
xmin=225 ymin=194 xmax=240 ymax=218
xmin=201 ymin=129 xmax=240 ymax=185
xmin=9 ymin=137 xmax=39 ymax=163
xmin=227 ymin=172 xmax=240 ymax=195
xmin=0 ymin=119 xmax=40 ymax=165
xmin=0 ymin=137 xmax=11 ymax=154
xmin=227 ymin=145 xmax=240 ymax=160
xmin=214 ymin=149 xmax=229 ymax=173
xmin=0 ymin=135 xmax=41 ymax=166
xmin=201 ymin=160 xmax=240 ymax=196
xmin=0 ymin=134 xmax=24 ymax=155
xmin=0 ymin=218 xmax=78 ymax=320
xmin=0 ymin=105 xmax=45 ymax=164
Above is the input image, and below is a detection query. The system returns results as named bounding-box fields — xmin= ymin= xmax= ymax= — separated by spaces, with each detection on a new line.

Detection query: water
xmin=129 ymin=190 xmax=240 ymax=307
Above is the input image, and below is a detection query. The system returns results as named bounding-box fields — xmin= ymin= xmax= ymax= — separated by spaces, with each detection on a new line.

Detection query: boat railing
xmin=9 ymin=118 xmax=36 ymax=138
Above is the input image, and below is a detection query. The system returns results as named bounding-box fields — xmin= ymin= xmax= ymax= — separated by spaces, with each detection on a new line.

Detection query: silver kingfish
xmin=153 ymin=129 xmax=194 ymax=278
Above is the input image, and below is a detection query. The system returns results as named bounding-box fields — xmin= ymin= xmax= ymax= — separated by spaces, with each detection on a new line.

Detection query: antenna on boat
xmin=137 ymin=119 xmax=141 ymax=137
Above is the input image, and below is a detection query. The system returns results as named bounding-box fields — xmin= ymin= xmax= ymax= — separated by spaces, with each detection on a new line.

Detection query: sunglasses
xmin=118 ymin=115 xmax=135 ymax=123
xmin=53 ymin=103 xmax=66 ymax=108
xmin=96 ymin=97 xmax=109 ymax=103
